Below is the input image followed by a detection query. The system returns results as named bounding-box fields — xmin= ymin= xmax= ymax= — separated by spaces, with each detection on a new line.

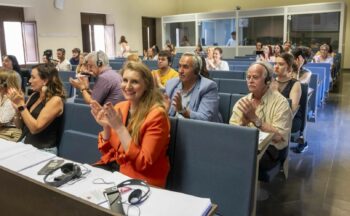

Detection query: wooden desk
xmin=0 ymin=166 xmax=120 ymax=216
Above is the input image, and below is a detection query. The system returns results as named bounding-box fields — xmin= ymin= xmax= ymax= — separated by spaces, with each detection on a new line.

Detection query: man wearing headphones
xmin=70 ymin=51 xmax=124 ymax=105
xmin=229 ymin=61 xmax=292 ymax=177
xmin=165 ymin=53 xmax=222 ymax=122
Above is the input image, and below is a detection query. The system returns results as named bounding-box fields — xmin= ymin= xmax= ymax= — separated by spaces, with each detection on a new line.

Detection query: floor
xmin=257 ymin=70 xmax=350 ymax=216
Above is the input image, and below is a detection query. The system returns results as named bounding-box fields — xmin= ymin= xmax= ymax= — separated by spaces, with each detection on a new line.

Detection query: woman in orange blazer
xmin=91 ymin=61 xmax=170 ymax=188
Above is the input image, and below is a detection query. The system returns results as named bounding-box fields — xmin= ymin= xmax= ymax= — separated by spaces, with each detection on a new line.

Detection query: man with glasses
xmin=70 ymin=51 xmax=124 ymax=105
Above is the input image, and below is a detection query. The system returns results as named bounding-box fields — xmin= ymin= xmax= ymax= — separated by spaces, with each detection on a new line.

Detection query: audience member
xmin=119 ymin=35 xmax=130 ymax=57
xmin=42 ymin=49 xmax=53 ymax=64
xmin=7 ymin=64 xmax=66 ymax=155
xmin=258 ymin=45 xmax=274 ymax=62
xmin=164 ymin=43 xmax=176 ymax=57
xmin=283 ymin=41 xmax=292 ymax=53
xmin=291 ymin=46 xmax=312 ymax=84
xmin=273 ymin=44 xmax=284 ymax=57
xmin=0 ymin=69 xmax=22 ymax=141
xmin=205 ymin=47 xmax=214 ymax=69
xmin=226 ymin=31 xmax=237 ymax=47
xmin=152 ymin=50 xmax=178 ymax=88
xmin=312 ymin=43 xmax=334 ymax=65
xmin=255 ymin=41 xmax=263 ymax=55
xmin=166 ymin=53 xmax=222 ymax=122
xmin=272 ymin=53 xmax=303 ymax=139
xmin=70 ymin=51 xmax=124 ymax=105
xmin=126 ymin=53 xmax=140 ymax=62
xmin=2 ymin=55 xmax=23 ymax=90
xmin=229 ymin=61 xmax=292 ymax=177
xmin=180 ymin=35 xmax=191 ymax=46
xmin=143 ymin=47 xmax=157 ymax=61
xmin=56 ymin=48 xmax=72 ymax=71
xmin=194 ymin=44 xmax=205 ymax=56
xmin=207 ymin=47 xmax=229 ymax=71
xmin=91 ymin=61 xmax=170 ymax=187
xmin=75 ymin=52 xmax=89 ymax=74
xmin=70 ymin=48 xmax=81 ymax=66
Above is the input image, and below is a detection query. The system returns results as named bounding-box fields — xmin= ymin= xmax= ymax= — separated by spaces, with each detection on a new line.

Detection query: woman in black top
xmin=272 ymin=53 xmax=302 ymax=133
xmin=7 ymin=64 xmax=66 ymax=155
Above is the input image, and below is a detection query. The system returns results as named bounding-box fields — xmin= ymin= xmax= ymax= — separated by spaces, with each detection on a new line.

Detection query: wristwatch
xmin=18 ymin=105 xmax=27 ymax=112
xmin=178 ymin=107 xmax=187 ymax=115
xmin=80 ymin=88 xmax=89 ymax=93
xmin=253 ymin=118 xmax=262 ymax=128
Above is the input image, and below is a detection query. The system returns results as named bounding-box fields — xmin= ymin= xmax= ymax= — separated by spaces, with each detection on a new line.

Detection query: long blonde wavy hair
xmin=120 ymin=61 xmax=166 ymax=144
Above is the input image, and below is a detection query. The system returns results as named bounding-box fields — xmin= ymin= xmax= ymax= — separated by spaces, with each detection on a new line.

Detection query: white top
xmin=56 ymin=59 xmax=72 ymax=71
xmin=0 ymin=95 xmax=16 ymax=126
xmin=207 ymin=60 xmax=230 ymax=71
xmin=226 ymin=38 xmax=237 ymax=47
xmin=313 ymin=55 xmax=333 ymax=65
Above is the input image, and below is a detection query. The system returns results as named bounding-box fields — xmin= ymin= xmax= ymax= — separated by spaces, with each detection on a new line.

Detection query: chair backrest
xmin=58 ymin=102 xmax=102 ymax=164
xmin=110 ymin=62 xmax=124 ymax=70
xmin=308 ymin=73 xmax=319 ymax=121
xmin=63 ymin=82 xmax=73 ymax=98
xmin=218 ymin=93 xmax=231 ymax=124
xmin=230 ymin=93 xmax=244 ymax=119
xmin=305 ymin=66 xmax=326 ymax=103
xmin=166 ymin=117 xmax=178 ymax=188
xmin=307 ymin=63 xmax=331 ymax=92
xmin=169 ymin=118 xmax=258 ymax=216
xmin=143 ymin=60 xmax=158 ymax=70
xmin=59 ymin=71 xmax=76 ymax=82
xmin=218 ymin=78 xmax=249 ymax=94
xmin=298 ymin=83 xmax=309 ymax=132
xmin=209 ymin=70 xmax=245 ymax=80
xmin=229 ymin=65 xmax=249 ymax=71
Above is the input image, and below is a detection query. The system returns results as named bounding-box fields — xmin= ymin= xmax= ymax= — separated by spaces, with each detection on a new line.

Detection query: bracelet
xmin=18 ymin=105 xmax=27 ymax=112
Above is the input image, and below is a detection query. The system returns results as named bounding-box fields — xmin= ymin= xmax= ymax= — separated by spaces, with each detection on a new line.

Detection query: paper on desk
xmin=0 ymin=148 xmax=55 ymax=172
xmin=259 ymin=131 xmax=270 ymax=144
xmin=0 ymin=141 xmax=35 ymax=161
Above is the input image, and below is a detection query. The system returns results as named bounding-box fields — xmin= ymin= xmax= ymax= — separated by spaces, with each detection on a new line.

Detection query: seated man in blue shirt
xmin=165 ymin=53 xmax=222 ymax=122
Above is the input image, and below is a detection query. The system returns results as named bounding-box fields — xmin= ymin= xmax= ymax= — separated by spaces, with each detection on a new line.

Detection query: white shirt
xmin=56 ymin=59 xmax=72 ymax=71
xmin=226 ymin=38 xmax=237 ymax=47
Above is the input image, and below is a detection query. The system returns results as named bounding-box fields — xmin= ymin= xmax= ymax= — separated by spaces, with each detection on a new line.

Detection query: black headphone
xmin=117 ymin=179 xmax=150 ymax=205
xmin=251 ymin=62 xmax=272 ymax=85
xmin=96 ymin=51 xmax=103 ymax=67
xmin=44 ymin=163 xmax=82 ymax=187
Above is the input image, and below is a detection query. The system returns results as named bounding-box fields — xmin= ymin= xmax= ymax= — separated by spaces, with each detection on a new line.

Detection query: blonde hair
xmin=126 ymin=53 xmax=140 ymax=62
xmin=120 ymin=61 xmax=166 ymax=144
xmin=0 ymin=69 xmax=21 ymax=93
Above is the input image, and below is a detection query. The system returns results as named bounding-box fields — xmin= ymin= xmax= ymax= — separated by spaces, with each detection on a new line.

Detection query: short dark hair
xmin=158 ymin=50 xmax=172 ymax=65
xmin=292 ymin=46 xmax=311 ymax=66
xmin=72 ymin=48 xmax=81 ymax=54
xmin=231 ymin=31 xmax=236 ymax=36
xmin=57 ymin=48 xmax=66 ymax=55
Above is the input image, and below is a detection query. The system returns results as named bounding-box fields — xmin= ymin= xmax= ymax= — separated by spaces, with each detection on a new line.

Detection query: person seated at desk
xmin=207 ymin=47 xmax=229 ymax=71
xmin=91 ymin=61 xmax=170 ymax=188
xmin=272 ymin=53 xmax=303 ymax=140
xmin=0 ymin=69 xmax=22 ymax=141
xmin=166 ymin=53 xmax=222 ymax=122
xmin=291 ymin=46 xmax=312 ymax=85
xmin=152 ymin=50 xmax=178 ymax=88
xmin=7 ymin=64 xmax=66 ymax=155
xmin=229 ymin=61 xmax=292 ymax=179
xmin=70 ymin=51 xmax=124 ymax=106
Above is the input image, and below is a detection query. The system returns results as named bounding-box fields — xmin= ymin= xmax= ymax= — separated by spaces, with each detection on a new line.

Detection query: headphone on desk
xmin=44 ymin=163 xmax=82 ymax=187
xmin=117 ymin=179 xmax=150 ymax=205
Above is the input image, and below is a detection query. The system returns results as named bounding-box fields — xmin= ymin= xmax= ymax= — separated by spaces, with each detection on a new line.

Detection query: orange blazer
xmin=97 ymin=101 xmax=170 ymax=188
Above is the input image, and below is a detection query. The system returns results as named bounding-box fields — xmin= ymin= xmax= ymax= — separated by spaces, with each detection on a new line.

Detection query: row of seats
xmin=58 ymin=102 xmax=259 ymax=216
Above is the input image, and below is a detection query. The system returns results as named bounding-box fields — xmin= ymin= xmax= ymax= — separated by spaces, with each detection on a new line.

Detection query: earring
xmin=42 ymin=85 xmax=48 ymax=93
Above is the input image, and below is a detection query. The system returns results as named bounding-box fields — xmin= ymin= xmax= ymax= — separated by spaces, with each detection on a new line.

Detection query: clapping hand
xmin=103 ymin=102 xmax=123 ymax=132
xmin=172 ymin=91 xmax=183 ymax=112
xmin=91 ymin=100 xmax=110 ymax=128
xmin=7 ymin=88 xmax=25 ymax=108
xmin=237 ymin=98 xmax=258 ymax=123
